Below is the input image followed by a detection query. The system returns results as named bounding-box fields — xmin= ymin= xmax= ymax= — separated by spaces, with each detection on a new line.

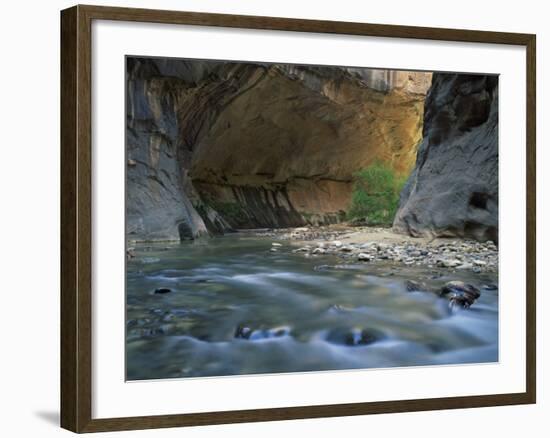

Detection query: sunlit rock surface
xmin=126 ymin=57 xmax=432 ymax=240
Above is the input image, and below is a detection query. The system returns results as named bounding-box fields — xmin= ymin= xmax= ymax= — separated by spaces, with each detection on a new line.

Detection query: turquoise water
xmin=126 ymin=234 xmax=498 ymax=380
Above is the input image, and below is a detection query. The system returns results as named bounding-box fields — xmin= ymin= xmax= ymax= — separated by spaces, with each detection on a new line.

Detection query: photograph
xmin=125 ymin=56 xmax=499 ymax=380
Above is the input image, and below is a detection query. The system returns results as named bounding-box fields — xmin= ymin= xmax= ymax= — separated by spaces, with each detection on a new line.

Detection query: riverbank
xmin=242 ymin=224 xmax=498 ymax=274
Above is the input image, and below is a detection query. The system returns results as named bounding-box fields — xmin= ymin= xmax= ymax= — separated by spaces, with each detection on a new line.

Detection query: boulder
xmin=393 ymin=73 xmax=499 ymax=242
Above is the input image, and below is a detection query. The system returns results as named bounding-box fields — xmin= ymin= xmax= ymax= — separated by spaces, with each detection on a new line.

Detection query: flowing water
xmin=126 ymin=234 xmax=498 ymax=380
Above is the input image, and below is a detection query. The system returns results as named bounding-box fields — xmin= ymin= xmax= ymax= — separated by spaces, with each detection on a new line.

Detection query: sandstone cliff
xmin=393 ymin=73 xmax=498 ymax=242
xmin=126 ymin=57 xmax=431 ymax=241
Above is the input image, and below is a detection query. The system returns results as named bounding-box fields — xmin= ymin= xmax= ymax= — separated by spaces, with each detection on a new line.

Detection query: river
xmin=126 ymin=234 xmax=498 ymax=380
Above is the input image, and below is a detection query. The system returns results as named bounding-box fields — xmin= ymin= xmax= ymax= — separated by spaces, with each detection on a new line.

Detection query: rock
xmin=473 ymin=259 xmax=487 ymax=266
xmin=405 ymin=280 xmax=427 ymax=292
xmin=357 ymin=253 xmax=373 ymax=261
xmin=154 ymin=287 xmax=172 ymax=294
xmin=340 ymin=245 xmax=354 ymax=252
xmin=440 ymin=281 xmax=481 ymax=309
xmin=326 ymin=327 xmax=383 ymax=346
xmin=393 ymin=73 xmax=498 ymax=243
xmin=249 ymin=326 xmax=291 ymax=340
xmin=437 ymin=259 xmax=462 ymax=268
xmin=128 ymin=327 xmax=165 ymax=339
xmin=272 ymin=242 xmax=282 ymax=247
xmin=234 ymin=325 xmax=252 ymax=339
xmin=141 ymin=257 xmax=161 ymax=264
xmin=235 ymin=325 xmax=291 ymax=340
xmin=360 ymin=242 xmax=376 ymax=249
xmin=482 ymin=283 xmax=498 ymax=290
xmin=312 ymin=247 xmax=326 ymax=254
xmin=332 ymin=241 xmax=343 ymax=248
xmin=327 ymin=304 xmax=353 ymax=313
xmin=162 ymin=313 xmax=177 ymax=322
xmin=269 ymin=248 xmax=278 ymax=252
xmin=126 ymin=57 xmax=435 ymax=239
xmin=456 ymin=263 xmax=473 ymax=270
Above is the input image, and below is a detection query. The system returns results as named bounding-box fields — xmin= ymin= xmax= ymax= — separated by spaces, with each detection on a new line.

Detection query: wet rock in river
xmin=234 ymin=325 xmax=291 ymax=340
xmin=234 ymin=325 xmax=253 ymax=339
xmin=326 ymin=327 xmax=383 ymax=346
xmin=440 ymin=281 xmax=481 ymax=309
xmin=126 ymin=318 xmax=151 ymax=327
xmin=154 ymin=287 xmax=172 ymax=294
xmin=405 ymin=280 xmax=431 ymax=293
xmin=128 ymin=327 xmax=165 ymax=339
xmin=249 ymin=326 xmax=291 ymax=340
xmin=327 ymin=304 xmax=354 ymax=313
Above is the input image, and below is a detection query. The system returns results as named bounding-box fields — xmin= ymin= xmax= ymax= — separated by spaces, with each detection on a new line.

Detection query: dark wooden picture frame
xmin=61 ymin=4 xmax=536 ymax=433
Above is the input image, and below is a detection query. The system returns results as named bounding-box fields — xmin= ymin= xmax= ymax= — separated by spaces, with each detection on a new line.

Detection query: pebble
xmin=154 ymin=288 xmax=172 ymax=294
xmin=235 ymin=325 xmax=291 ymax=340
xmin=437 ymin=259 xmax=462 ymax=268
xmin=252 ymin=225 xmax=498 ymax=273
xmin=357 ymin=253 xmax=373 ymax=261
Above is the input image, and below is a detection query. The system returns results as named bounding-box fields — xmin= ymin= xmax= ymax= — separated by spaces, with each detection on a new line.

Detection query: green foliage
xmin=347 ymin=162 xmax=407 ymax=225
xmin=209 ymin=201 xmax=249 ymax=225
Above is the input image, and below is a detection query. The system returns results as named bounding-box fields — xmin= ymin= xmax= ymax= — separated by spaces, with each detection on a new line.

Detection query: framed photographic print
xmin=60 ymin=4 xmax=536 ymax=433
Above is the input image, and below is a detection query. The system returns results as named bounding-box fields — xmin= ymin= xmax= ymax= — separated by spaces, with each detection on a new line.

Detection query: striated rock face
xmin=393 ymin=73 xmax=498 ymax=242
xmin=126 ymin=58 xmax=229 ymax=241
xmin=126 ymin=57 xmax=431 ymax=240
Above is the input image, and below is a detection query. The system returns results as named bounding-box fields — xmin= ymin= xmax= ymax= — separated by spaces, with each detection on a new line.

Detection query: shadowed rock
xmin=393 ymin=73 xmax=498 ymax=242
xmin=440 ymin=281 xmax=481 ymax=309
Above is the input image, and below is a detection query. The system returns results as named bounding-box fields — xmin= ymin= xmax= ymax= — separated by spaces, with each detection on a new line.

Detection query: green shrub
xmin=347 ymin=162 xmax=407 ymax=225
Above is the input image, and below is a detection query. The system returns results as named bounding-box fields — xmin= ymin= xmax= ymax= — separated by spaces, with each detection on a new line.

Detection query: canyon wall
xmin=393 ymin=73 xmax=499 ymax=242
xmin=126 ymin=57 xmax=431 ymax=241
